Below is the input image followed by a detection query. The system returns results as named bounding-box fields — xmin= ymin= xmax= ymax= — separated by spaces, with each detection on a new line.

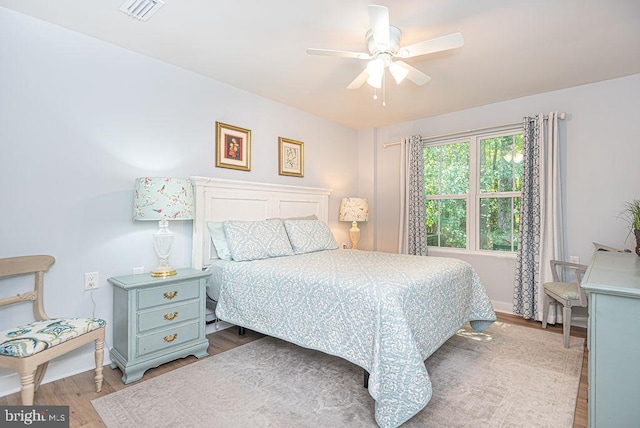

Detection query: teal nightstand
xmin=108 ymin=268 xmax=210 ymax=384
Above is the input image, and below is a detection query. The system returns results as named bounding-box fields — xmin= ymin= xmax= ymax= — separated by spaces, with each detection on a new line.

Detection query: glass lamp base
xmin=151 ymin=219 xmax=176 ymax=277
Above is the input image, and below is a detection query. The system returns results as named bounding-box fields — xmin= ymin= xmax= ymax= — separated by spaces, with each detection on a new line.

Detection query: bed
xmin=190 ymin=177 xmax=496 ymax=428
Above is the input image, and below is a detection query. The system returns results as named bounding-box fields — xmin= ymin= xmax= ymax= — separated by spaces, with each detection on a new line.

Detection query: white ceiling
xmin=2 ymin=0 xmax=639 ymax=130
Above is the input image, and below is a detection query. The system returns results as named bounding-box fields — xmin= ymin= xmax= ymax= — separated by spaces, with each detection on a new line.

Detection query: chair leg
xmin=33 ymin=362 xmax=49 ymax=392
xmin=94 ymin=336 xmax=105 ymax=392
xmin=542 ymin=293 xmax=550 ymax=328
xmin=563 ymin=305 xmax=572 ymax=348
xmin=19 ymin=370 xmax=36 ymax=405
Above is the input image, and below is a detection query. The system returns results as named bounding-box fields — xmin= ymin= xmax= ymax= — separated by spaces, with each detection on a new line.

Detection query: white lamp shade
xmin=339 ymin=197 xmax=369 ymax=222
xmin=133 ymin=177 xmax=194 ymax=221
xmin=366 ymin=59 xmax=384 ymax=89
xmin=388 ymin=62 xmax=409 ymax=84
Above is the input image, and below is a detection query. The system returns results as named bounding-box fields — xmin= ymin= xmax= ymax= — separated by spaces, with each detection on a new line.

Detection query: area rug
xmin=92 ymin=322 xmax=584 ymax=427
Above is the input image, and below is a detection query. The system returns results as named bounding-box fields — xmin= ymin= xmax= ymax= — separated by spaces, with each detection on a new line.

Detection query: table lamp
xmin=339 ymin=197 xmax=369 ymax=250
xmin=133 ymin=177 xmax=194 ymax=277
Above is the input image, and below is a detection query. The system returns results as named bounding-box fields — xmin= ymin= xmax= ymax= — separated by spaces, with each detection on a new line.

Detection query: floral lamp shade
xmin=339 ymin=197 xmax=369 ymax=250
xmin=339 ymin=197 xmax=369 ymax=222
xmin=133 ymin=177 xmax=194 ymax=277
xmin=133 ymin=177 xmax=194 ymax=221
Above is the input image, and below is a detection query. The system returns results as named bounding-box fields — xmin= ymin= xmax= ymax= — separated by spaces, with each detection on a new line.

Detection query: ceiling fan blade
xmin=306 ymin=48 xmax=371 ymax=59
xmin=395 ymin=61 xmax=431 ymax=86
xmin=347 ymin=69 xmax=369 ymax=89
xmin=396 ymin=32 xmax=464 ymax=58
xmin=368 ymin=5 xmax=390 ymax=49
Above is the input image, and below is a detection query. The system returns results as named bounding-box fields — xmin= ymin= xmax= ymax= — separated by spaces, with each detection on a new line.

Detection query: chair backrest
xmin=0 ymin=255 xmax=55 ymax=321
xmin=549 ymin=259 xmax=589 ymax=307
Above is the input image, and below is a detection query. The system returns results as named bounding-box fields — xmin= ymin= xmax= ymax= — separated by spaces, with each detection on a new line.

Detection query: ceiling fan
xmin=307 ymin=5 xmax=463 ymax=91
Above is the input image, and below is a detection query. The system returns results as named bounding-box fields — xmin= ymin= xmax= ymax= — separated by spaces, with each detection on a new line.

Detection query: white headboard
xmin=190 ymin=176 xmax=332 ymax=270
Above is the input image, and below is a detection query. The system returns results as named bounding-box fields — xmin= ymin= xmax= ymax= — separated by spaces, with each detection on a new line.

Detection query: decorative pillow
xmin=284 ymin=220 xmax=339 ymax=254
xmin=223 ymin=219 xmax=294 ymax=261
xmin=206 ymin=222 xmax=232 ymax=261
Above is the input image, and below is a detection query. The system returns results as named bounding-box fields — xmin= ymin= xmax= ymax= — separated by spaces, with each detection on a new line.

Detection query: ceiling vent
xmin=119 ymin=0 xmax=165 ymax=21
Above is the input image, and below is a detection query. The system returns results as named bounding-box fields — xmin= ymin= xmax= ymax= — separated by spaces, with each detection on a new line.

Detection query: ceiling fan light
xmin=366 ymin=59 xmax=384 ymax=89
xmin=389 ymin=62 xmax=409 ymax=84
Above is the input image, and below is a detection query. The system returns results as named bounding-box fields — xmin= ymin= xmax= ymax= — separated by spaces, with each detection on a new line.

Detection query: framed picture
xmin=215 ymin=121 xmax=251 ymax=171
xmin=278 ymin=137 xmax=304 ymax=177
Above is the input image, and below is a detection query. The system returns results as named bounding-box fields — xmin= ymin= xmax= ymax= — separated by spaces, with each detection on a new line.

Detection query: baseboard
xmin=492 ymin=300 xmax=513 ymax=314
xmin=205 ymin=320 xmax=233 ymax=334
xmin=0 ymin=347 xmax=113 ymax=398
xmin=491 ymin=299 xmax=587 ymax=329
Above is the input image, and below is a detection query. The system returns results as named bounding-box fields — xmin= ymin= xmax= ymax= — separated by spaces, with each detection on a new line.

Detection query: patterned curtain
xmin=398 ymin=135 xmax=428 ymax=255
xmin=513 ymin=112 xmax=563 ymax=321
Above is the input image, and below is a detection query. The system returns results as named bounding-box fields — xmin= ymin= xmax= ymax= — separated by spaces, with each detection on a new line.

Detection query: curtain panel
xmin=399 ymin=134 xmax=428 ymax=256
xmin=513 ymin=112 xmax=563 ymax=321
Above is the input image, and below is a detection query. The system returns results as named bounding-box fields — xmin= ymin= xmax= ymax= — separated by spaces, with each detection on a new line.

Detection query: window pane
xmin=426 ymin=199 xmax=466 ymax=248
xmin=479 ymin=135 xmax=523 ymax=193
xmin=479 ymin=197 xmax=520 ymax=251
xmin=424 ymin=142 xmax=469 ymax=195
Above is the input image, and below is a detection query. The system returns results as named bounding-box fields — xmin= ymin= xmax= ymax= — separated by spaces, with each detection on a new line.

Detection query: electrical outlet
xmin=569 ymin=256 xmax=580 ymax=264
xmin=133 ymin=266 xmax=144 ymax=274
xmin=84 ymin=272 xmax=99 ymax=290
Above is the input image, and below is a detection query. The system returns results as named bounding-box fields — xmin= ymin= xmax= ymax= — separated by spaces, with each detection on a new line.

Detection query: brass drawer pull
xmin=163 ymin=333 xmax=178 ymax=343
xmin=163 ymin=312 xmax=178 ymax=321
xmin=163 ymin=291 xmax=178 ymax=300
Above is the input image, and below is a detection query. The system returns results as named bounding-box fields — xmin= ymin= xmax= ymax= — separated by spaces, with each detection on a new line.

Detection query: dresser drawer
xmin=137 ymin=280 xmax=200 ymax=309
xmin=137 ymin=321 xmax=201 ymax=357
xmin=137 ymin=300 xmax=200 ymax=333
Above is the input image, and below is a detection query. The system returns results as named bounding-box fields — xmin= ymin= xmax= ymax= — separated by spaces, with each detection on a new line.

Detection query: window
xmin=424 ymin=129 xmax=523 ymax=252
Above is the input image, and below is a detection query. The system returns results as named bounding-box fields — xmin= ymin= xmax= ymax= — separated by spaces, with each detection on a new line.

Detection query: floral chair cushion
xmin=0 ymin=317 xmax=106 ymax=358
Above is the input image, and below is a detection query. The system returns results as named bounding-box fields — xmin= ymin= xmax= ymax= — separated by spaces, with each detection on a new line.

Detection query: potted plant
xmin=622 ymin=199 xmax=640 ymax=256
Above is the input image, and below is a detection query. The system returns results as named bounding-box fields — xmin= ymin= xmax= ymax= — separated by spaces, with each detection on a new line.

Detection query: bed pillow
xmin=284 ymin=219 xmax=339 ymax=254
xmin=206 ymin=222 xmax=232 ymax=261
xmin=223 ymin=219 xmax=294 ymax=261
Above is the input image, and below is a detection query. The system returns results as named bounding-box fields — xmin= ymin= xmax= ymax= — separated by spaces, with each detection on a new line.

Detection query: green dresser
xmin=108 ymin=269 xmax=210 ymax=384
xmin=581 ymin=252 xmax=640 ymax=427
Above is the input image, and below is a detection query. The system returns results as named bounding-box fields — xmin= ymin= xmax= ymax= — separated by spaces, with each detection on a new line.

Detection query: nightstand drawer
xmin=137 ymin=300 xmax=200 ymax=333
xmin=137 ymin=321 xmax=201 ymax=357
xmin=138 ymin=280 xmax=200 ymax=309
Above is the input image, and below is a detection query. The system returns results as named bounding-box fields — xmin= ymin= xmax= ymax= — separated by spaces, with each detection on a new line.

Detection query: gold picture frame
xmin=278 ymin=137 xmax=304 ymax=177
xmin=215 ymin=121 xmax=251 ymax=171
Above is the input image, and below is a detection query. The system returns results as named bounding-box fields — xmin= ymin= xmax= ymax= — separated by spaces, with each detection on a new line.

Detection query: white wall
xmin=0 ymin=7 xmax=358 ymax=395
xmin=361 ymin=73 xmax=640 ymax=314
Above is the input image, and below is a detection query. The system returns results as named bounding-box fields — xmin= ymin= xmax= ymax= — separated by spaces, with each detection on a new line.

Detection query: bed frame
xmin=190 ymin=176 xmax=331 ymax=271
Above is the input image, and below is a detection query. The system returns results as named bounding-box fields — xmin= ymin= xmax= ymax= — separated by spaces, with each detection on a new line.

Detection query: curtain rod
xmin=383 ymin=112 xmax=566 ymax=148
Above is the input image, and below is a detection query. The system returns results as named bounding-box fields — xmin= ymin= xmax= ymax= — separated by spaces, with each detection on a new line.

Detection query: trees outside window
xmin=423 ymin=130 xmax=523 ymax=252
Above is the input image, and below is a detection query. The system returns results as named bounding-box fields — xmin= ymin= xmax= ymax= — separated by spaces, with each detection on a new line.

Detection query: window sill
xmin=427 ymin=247 xmax=517 ymax=260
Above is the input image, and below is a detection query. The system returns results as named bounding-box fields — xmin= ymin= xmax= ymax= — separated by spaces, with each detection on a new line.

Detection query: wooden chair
xmin=0 ymin=255 xmax=106 ymax=405
xmin=541 ymin=259 xmax=588 ymax=348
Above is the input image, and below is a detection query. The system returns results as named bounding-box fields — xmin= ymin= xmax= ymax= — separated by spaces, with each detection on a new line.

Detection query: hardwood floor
xmin=0 ymin=314 xmax=587 ymax=427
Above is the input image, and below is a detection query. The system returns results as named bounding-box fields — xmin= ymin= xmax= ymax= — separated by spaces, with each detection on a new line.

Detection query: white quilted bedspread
xmin=214 ymin=250 xmax=496 ymax=428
